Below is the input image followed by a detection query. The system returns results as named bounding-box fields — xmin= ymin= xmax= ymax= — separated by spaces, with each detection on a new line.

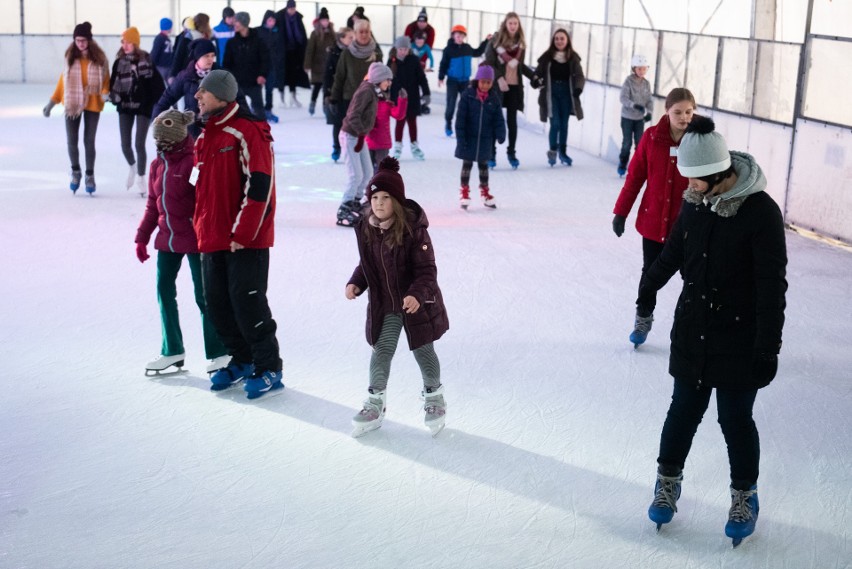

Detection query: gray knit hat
xmin=153 ymin=109 xmax=194 ymax=150
xmin=367 ymin=62 xmax=393 ymax=84
xmin=677 ymin=116 xmax=731 ymax=178
xmin=394 ymin=36 xmax=411 ymax=49
xmin=234 ymin=12 xmax=250 ymax=27
xmin=199 ymin=69 xmax=238 ymax=103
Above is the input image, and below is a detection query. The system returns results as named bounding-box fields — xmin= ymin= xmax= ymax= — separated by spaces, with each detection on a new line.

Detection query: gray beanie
xmin=394 ymin=36 xmax=411 ymax=49
xmin=199 ymin=69 xmax=238 ymax=103
xmin=677 ymin=116 xmax=731 ymax=177
xmin=234 ymin=12 xmax=250 ymax=27
xmin=367 ymin=62 xmax=393 ymax=84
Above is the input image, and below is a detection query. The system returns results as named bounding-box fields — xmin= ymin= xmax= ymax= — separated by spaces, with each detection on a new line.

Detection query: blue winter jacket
xmin=454 ymin=85 xmax=506 ymax=163
xmin=438 ymin=39 xmax=488 ymax=82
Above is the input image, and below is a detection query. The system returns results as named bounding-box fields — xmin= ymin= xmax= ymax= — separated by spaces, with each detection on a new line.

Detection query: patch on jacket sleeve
xmin=219 ymin=145 xmax=234 ymax=153
xmin=422 ymin=244 xmax=428 ymax=250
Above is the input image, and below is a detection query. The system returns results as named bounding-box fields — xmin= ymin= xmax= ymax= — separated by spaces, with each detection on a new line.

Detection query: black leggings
xmin=636 ymin=238 xmax=666 ymax=317
xmin=461 ymin=160 xmax=489 ymax=187
xmin=310 ymin=83 xmax=322 ymax=103
xmin=119 ymin=113 xmax=151 ymax=176
xmin=493 ymin=85 xmax=521 ymax=157
xmin=66 ymin=110 xmax=100 ymax=174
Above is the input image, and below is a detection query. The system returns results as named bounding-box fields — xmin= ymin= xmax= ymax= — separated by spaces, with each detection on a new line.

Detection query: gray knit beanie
xmin=677 ymin=116 xmax=731 ymax=177
xmin=367 ymin=62 xmax=393 ymax=84
xmin=234 ymin=12 xmax=250 ymax=27
xmin=199 ymin=69 xmax=238 ymax=103
xmin=394 ymin=36 xmax=411 ymax=49
xmin=153 ymin=109 xmax=194 ymax=150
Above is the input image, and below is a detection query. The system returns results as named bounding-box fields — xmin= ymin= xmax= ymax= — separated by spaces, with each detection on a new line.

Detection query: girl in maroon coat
xmin=345 ymin=157 xmax=449 ymax=438
xmin=611 ymin=88 xmax=696 ymax=347
xmin=135 ymin=109 xmax=228 ymax=375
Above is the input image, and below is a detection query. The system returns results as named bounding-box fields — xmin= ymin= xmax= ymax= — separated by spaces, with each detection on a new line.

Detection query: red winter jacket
xmin=135 ymin=136 xmax=199 ymax=254
xmin=366 ymin=97 xmax=408 ymax=151
xmin=193 ymin=102 xmax=276 ymax=253
xmin=612 ymin=114 xmax=688 ymax=243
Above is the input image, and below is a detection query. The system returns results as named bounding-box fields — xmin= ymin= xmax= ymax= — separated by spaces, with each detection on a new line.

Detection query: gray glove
xmin=422 ymin=95 xmax=430 ymax=106
xmin=43 ymin=100 xmax=56 ymax=117
xmin=632 ymin=103 xmax=645 ymax=112
xmin=612 ymin=214 xmax=626 ymax=237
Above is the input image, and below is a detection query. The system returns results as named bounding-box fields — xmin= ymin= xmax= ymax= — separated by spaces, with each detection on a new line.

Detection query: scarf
xmin=369 ymin=214 xmax=395 ymax=230
xmin=195 ymin=63 xmax=211 ymax=79
xmin=682 ymin=151 xmax=766 ymax=218
xmin=553 ymin=51 xmax=567 ymax=64
xmin=285 ymin=13 xmax=304 ymax=48
xmin=349 ymin=38 xmax=378 ymax=61
xmin=64 ymin=56 xmax=104 ymax=118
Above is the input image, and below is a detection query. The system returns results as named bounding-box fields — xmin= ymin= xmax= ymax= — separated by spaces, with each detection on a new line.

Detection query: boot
xmin=459 ymin=185 xmax=471 ymax=209
xmin=725 ymin=485 xmax=759 ymax=547
xmin=135 ymin=174 xmax=147 ymax=197
xmin=351 ymin=389 xmax=387 ymax=437
xmin=630 ymin=312 xmax=654 ymax=348
xmin=69 ymin=169 xmax=82 ymax=193
xmin=648 ymin=465 xmax=683 ymax=530
xmin=480 ymin=185 xmax=496 ymax=209
xmin=125 ymin=164 xmax=136 ymax=190
xmin=559 ymin=145 xmax=573 ymax=166
xmin=145 ymin=353 xmax=185 ymax=375
xmin=423 ymin=385 xmax=446 ymax=436
xmin=507 ymin=151 xmax=519 ymax=169
xmin=84 ymin=174 xmax=96 ymax=195
xmin=210 ymin=360 xmax=254 ymax=391
xmin=391 ymin=141 xmax=403 ymax=160
xmin=547 ymin=150 xmax=557 ymax=167
xmin=410 ymin=141 xmax=425 ymax=160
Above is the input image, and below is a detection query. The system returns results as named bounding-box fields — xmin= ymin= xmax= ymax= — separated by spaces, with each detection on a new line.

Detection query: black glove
xmin=530 ymin=76 xmax=544 ymax=89
xmin=612 ymin=214 xmax=626 ymax=237
xmin=573 ymin=87 xmax=583 ymax=97
xmin=751 ymin=352 xmax=778 ymax=383
xmin=644 ymin=113 xmax=652 ymax=123
xmin=632 ymin=103 xmax=645 ymax=111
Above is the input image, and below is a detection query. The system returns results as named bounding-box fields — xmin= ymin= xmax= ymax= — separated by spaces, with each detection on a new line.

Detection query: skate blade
xmin=210 ymin=379 xmax=244 ymax=391
xmin=351 ymin=423 xmax=382 ymax=438
xmin=145 ymin=366 xmax=185 ymax=377
xmin=484 ymin=204 xmax=497 ymax=209
xmin=655 ymin=523 xmax=663 ymax=532
xmin=427 ymin=421 xmax=445 ymax=437
xmin=731 ymin=537 xmax=743 ymax=548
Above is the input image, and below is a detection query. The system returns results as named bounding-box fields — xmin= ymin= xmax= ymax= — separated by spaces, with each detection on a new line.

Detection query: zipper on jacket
xmin=161 ymin=153 xmax=176 ymax=252
xmin=475 ymin=94 xmax=484 ymax=161
xmin=379 ymin=231 xmax=397 ymax=313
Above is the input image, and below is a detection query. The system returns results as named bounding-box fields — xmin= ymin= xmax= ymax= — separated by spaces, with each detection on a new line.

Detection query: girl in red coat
xmin=345 ymin=157 xmax=450 ymax=438
xmin=611 ymin=88 xmax=696 ymax=347
xmin=135 ymin=109 xmax=228 ymax=375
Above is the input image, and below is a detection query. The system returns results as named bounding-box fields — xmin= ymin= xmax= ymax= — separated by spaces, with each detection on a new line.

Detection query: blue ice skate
xmin=210 ymin=360 xmax=254 ymax=391
xmin=630 ymin=313 xmax=654 ymax=348
xmin=648 ymin=470 xmax=682 ymax=531
xmin=725 ymin=485 xmax=759 ymax=548
xmin=617 ymin=165 xmax=627 ymax=177
xmin=507 ymin=152 xmax=519 ymax=169
xmin=244 ymin=370 xmax=284 ymax=400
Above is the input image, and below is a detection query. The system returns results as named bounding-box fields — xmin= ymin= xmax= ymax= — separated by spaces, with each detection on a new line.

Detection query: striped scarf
xmin=64 ymin=57 xmax=104 ymax=118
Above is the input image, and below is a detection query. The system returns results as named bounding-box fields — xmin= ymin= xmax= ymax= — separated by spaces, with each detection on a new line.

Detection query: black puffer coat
xmin=348 ymin=200 xmax=449 ymax=350
xmin=638 ymin=153 xmax=787 ymax=390
xmin=454 ymin=85 xmax=506 ymax=163
xmin=388 ymin=52 xmax=430 ymax=117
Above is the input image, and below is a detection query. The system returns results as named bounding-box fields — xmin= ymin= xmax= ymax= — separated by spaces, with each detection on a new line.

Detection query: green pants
xmin=157 ymin=251 xmax=226 ymax=359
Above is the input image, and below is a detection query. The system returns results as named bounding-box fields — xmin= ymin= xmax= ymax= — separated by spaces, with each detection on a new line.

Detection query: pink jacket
xmin=366 ymin=97 xmax=408 ymax=150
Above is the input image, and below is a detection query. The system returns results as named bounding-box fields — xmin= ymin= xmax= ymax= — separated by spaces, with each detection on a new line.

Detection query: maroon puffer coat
xmin=135 ymin=136 xmax=199 ymax=253
xmin=348 ymin=200 xmax=449 ymax=350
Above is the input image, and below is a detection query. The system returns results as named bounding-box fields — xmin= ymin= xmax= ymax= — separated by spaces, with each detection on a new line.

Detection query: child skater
xmin=454 ymin=65 xmax=506 ymax=209
xmin=618 ymin=54 xmax=654 ymax=176
xmin=336 ymin=62 xmax=393 ymax=227
xmin=366 ymin=76 xmax=407 ymax=170
xmin=135 ymin=109 xmax=229 ymax=375
xmin=387 ymin=36 xmax=429 ymax=160
xmin=345 ymin=156 xmax=449 ymax=437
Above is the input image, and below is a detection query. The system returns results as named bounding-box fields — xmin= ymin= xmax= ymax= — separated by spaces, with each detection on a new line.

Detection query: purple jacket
xmin=135 ymin=136 xmax=199 ymax=253
xmin=348 ymin=200 xmax=449 ymax=350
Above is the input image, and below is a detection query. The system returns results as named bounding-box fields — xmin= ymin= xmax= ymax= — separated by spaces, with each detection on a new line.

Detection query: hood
xmin=159 ymin=135 xmax=195 ymax=159
xmin=683 ymin=151 xmax=766 ymax=217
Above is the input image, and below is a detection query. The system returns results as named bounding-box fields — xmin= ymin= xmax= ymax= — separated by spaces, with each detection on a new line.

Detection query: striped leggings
xmin=369 ymin=313 xmax=441 ymax=392
xmin=461 ymin=160 xmax=489 ymax=187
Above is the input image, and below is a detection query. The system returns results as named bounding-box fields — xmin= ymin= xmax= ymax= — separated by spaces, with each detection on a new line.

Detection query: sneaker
xmin=206 ymin=354 xmax=231 ymax=374
xmin=391 ymin=141 xmax=403 ymax=160
xmin=480 ymin=185 xmax=496 ymax=209
xmin=69 ymin=169 xmax=82 ymax=193
xmin=351 ymin=389 xmax=387 ymax=437
xmin=648 ymin=468 xmax=683 ymax=530
xmin=630 ymin=313 xmax=654 ymax=347
xmin=725 ymin=485 xmax=759 ymax=547
xmin=210 ymin=361 xmax=254 ymax=391
xmin=145 ymin=353 xmax=185 ymax=375
xmin=135 ymin=174 xmax=147 ymax=197
xmin=410 ymin=141 xmax=425 ymax=160
xmin=84 ymin=174 xmax=96 ymax=195
xmin=308 ymin=100 xmax=316 ymax=116
xmin=126 ymin=164 xmax=136 ymax=190
xmin=244 ymin=369 xmax=284 ymax=400
xmin=459 ymin=185 xmax=471 ymax=209
xmin=423 ymin=385 xmax=446 ymax=436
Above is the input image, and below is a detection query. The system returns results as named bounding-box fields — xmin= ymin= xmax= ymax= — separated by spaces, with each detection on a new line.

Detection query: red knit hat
xmin=366 ymin=157 xmax=405 ymax=204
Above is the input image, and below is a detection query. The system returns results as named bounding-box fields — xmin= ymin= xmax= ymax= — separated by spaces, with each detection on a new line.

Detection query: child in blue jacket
xmin=438 ymin=25 xmax=489 ymax=137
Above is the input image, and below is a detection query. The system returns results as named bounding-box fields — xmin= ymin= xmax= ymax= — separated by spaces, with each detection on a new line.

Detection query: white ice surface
xmin=1 ymin=83 xmax=850 ymax=569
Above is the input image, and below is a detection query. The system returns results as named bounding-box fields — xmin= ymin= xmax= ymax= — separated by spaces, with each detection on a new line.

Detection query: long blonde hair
xmin=493 ymin=12 xmax=526 ymax=50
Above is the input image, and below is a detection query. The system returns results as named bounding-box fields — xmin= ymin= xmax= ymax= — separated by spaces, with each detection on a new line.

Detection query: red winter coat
xmin=366 ymin=97 xmax=408 ymax=151
xmin=612 ymin=114 xmax=688 ymax=244
xmin=193 ymin=102 xmax=276 ymax=253
xmin=135 ymin=136 xmax=199 ymax=253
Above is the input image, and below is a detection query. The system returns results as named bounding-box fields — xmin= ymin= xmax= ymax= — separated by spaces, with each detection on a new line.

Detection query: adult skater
xmin=345 ymin=156 xmax=449 ymax=437
xmin=192 ymin=70 xmax=284 ymax=399
xmin=304 ymin=7 xmax=335 ymax=116
xmin=152 ymin=39 xmax=217 ymax=138
xmin=638 ymin=115 xmax=787 ymax=547
xmin=323 ymin=27 xmax=354 ymax=161
xmin=43 ymin=21 xmax=110 ymax=195
xmin=221 ymin=12 xmax=269 ymax=120
xmin=150 ymin=18 xmax=174 ymax=81
xmin=618 ymin=55 xmax=654 ymax=176
xmin=403 ymin=9 xmax=435 ymax=50
xmin=275 ymin=0 xmax=309 ymax=107
xmin=611 ymin=88 xmax=697 ymax=347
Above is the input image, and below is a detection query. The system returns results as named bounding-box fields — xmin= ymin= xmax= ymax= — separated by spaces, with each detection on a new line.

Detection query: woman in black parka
xmin=638 ymin=116 xmax=787 ymax=547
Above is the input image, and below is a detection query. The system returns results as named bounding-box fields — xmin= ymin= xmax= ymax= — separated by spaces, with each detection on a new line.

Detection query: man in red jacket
xmin=193 ymin=69 xmax=283 ymax=400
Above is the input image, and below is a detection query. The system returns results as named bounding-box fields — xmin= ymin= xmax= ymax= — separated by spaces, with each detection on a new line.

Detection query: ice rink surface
xmin=1 ymin=83 xmax=850 ymax=568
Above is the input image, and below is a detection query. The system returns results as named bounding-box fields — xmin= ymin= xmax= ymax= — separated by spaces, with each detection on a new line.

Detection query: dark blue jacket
xmin=389 ymin=53 xmax=430 ymax=117
xmin=438 ymin=39 xmax=488 ymax=82
xmin=454 ymin=85 xmax=506 ymax=162
xmin=150 ymin=33 xmax=174 ymax=70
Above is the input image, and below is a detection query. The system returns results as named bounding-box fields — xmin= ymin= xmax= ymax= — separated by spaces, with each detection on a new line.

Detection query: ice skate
xmin=558 ymin=146 xmax=573 ymax=166
xmin=125 ymin=164 xmax=136 ymax=190
xmin=410 ymin=141 xmax=425 ymax=160
xmin=69 ymin=169 xmax=82 ymax=193
xmin=547 ymin=150 xmax=557 ymax=167
xmin=290 ymin=91 xmax=302 ymax=108
xmin=84 ymin=174 xmax=96 ymax=196
xmin=507 ymin=151 xmax=519 ymax=170
xmin=210 ymin=361 xmax=254 ymax=391
xmin=308 ymin=100 xmax=316 ymax=116
xmin=648 ymin=467 xmax=683 ymax=531
xmin=135 ymin=174 xmax=147 ymax=197
xmin=265 ymin=110 xmax=279 ymax=123
xmin=444 ymin=123 xmax=453 ymax=137
xmin=351 ymin=389 xmax=386 ymax=437
xmin=630 ymin=313 xmax=654 ymax=348
xmin=617 ymin=165 xmax=627 ymax=177
xmin=725 ymin=485 xmax=759 ymax=548
xmin=145 ymin=353 xmax=185 ymax=376
xmin=480 ymin=185 xmax=496 ymax=209
xmin=391 ymin=141 xmax=403 ymax=160
xmin=206 ymin=354 xmax=231 ymax=374
xmin=336 ymin=200 xmax=362 ymax=227
xmin=459 ymin=185 xmax=471 ymax=210
xmin=244 ymin=370 xmax=285 ymax=400
xmin=423 ymin=385 xmax=446 ymax=436
xmin=331 ymin=148 xmax=341 ymax=162
xmin=487 ymin=157 xmax=496 ymax=169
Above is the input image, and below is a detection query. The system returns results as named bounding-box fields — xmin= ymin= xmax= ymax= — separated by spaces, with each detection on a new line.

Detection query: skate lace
xmin=634 ymin=314 xmax=654 ymax=334
xmin=480 ymin=186 xmax=493 ymax=199
xmin=460 ymin=186 xmax=470 ymax=199
xmin=728 ymin=488 xmax=757 ymax=522
xmin=652 ymin=475 xmax=681 ymax=512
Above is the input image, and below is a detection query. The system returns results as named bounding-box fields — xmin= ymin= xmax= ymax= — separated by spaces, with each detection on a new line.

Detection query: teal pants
xmin=157 ymin=251 xmax=226 ymax=360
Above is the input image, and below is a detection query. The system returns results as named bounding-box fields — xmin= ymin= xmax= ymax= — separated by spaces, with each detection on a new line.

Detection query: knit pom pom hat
xmin=677 ymin=116 xmax=731 ymax=178
xmin=366 ymin=156 xmax=405 ymax=204
xmin=475 ymin=64 xmax=495 ymax=81
xmin=73 ymin=22 xmax=93 ymax=40
xmin=153 ymin=109 xmax=195 ymax=151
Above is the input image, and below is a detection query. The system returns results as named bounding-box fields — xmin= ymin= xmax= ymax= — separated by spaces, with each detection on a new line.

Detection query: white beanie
xmin=677 ymin=116 xmax=731 ymax=178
